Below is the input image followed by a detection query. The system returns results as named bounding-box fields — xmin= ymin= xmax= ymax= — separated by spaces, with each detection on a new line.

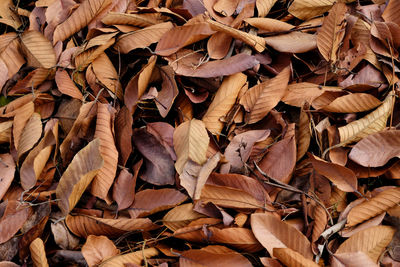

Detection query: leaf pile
xmin=0 ymin=0 xmax=399 ymax=266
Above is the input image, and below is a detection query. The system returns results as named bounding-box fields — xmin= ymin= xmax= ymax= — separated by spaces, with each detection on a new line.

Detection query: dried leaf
xmin=163 ymin=203 xmax=205 ymax=232
xmin=17 ymin=113 xmax=42 ymax=158
xmin=91 ymin=103 xmax=118 ymax=200
xmin=56 ymin=139 xmax=104 ymax=215
xmin=335 ymin=225 xmax=395 ymax=262
xmin=316 ymin=2 xmax=347 ymax=63
xmin=338 ymin=93 xmax=394 ymax=144
xmin=251 ymin=213 xmax=313 ymax=259
xmin=99 ymin=248 xmax=159 ymax=267
xmin=256 ymin=0 xmax=278 ymax=17
xmin=240 ymin=66 xmax=290 ymax=124
xmin=91 ymin=53 xmax=122 ymax=100
xmin=349 ymin=130 xmax=400 ymax=167
xmin=332 ymin=251 xmax=378 ymax=267
xmin=128 ymin=188 xmax=187 ymax=218
xmin=53 ymin=0 xmax=113 ymax=43
xmin=112 ymin=169 xmax=136 ymax=211
xmin=0 ymin=201 xmax=31 ymax=244
xmin=0 ymin=33 xmax=26 ymax=78
xmin=174 ymin=119 xmax=210 ymax=175
xmin=273 ymin=247 xmax=319 ymax=267
xmin=347 ymin=188 xmax=400 ymax=227
xmin=289 ymin=0 xmax=335 ymax=21
xmin=202 ymin=73 xmax=247 ymax=135
xmin=0 ymin=154 xmax=15 ymax=201
xmin=265 ymin=32 xmax=317 ymax=53
xmin=20 ymin=30 xmax=56 ymax=68
xmin=29 ymin=238 xmax=48 ymax=267
xmin=209 ymin=227 xmax=263 ymax=252
xmin=55 ymin=69 xmax=83 ymax=99
xmin=81 ymin=235 xmax=120 ymax=267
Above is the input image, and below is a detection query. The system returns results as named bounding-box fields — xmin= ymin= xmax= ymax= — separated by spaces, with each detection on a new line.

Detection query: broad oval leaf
xmin=209 ymin=227 xmax=264 ymax=253
xmin=273 ymin=247 xmax=319 ymax=267
xmin=163 ymin=203 xmax=205 ymax=232
xmin=347 ymin=188 xmax=400 ymax=227
xmin=81 ymin=235 xmax=120 ymax=267
xmin=335 ymin=225 xmax=395 ymax=262
xmin=29 ymin=238 xmax=49 ymax=267
xmin=265 ymin=32 xmax=317 ymax=53
xmin=99 ymin=248 xmax=159 ymax=267
xmin=251 ymin=213 xmax=313 ymax=259
xmin=240 ymin=66 xmax=290 ymax=124
xmin=20 ymin=30 xmax=56 ymax=68
xmin=202 ymin=73 xmax=247 ymax=135
xmin=289 ymin=0 xmax=336 ymax=20
xmin=17 ymin=112 xmax=42 ymax=159
xmin=56 ymin=139 xmax=104 ymax=215
xmin=349 ymin=130 xmax=400 ymax=167
xmin=55 ymin=69 xmax=83 ymax=99
xmin=321 ymin=93 xmax=381 ymax=113
xmin=173 ymin=119 xmax=209 ymax=175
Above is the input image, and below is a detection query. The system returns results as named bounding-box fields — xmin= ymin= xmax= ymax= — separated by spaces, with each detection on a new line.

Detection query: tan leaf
xmin=296 ymin=106 xmax=311 ymax=161
xmin=74 ymin=38 xmax=115 ymax=71
xmin=256 ymin=0 xmax=278 ymax=17
xmin=207 ymin=32 xmax=233 ymax=59
xmin=382 ymin=0 xmax=400 ymax=27
xmin=311 ymin=204 xmax=327 ymax=243
xmin=115 ymin=22 xmax=173 ymax=53
xmin=13 ymin=102 xmax=35 ymax=151
xmin=202 ymin=73 xmax=247 ymax=135
xmin=273 ymin=248 xmax=319 ymax=267
xmin=349 ymin=130 xmax=400 ymax=167
xmin=316 ymin=2 xmax=347 ymax=63
xmin=251 ymin=213 xmax=313 ymax=259
xmin=0 ymin=201 xmax=31 ymax=244
xmin=99 ymin=248 xmax=158 ymax=267
xmin=20 ymin=123 xmax=57 ymax=190
xmin=0 ymin=0 xmax=21 ymax=30
xmin=206 ymin=18 xmax=265 ymax=52
xmin=55 ymin=69 xmax=83 ymax=99
xmin=155 ymin=22 xmax=214 ymax=56
xmin=50 ymin=219 xmax=79 ymax=250
xmin=66 ymin=215 xmax=156 ymax=238
xmin=309 ymin=154 xmax=357 ymax=192
xmin=0 ymin=32 xmax=26 ymax=78
xmin=112 ymin=169 xmax=136 ymax=211
xmin=245 ymin=18 xmax=293 ymax=32
xmin=338 ymin=93 xmax=394 ymax=144
xmin=17 ymin=113 xmax=42 ymax=159
xmin=82 ymin=235 xmax=120 ymax=267
xmin=173 ymin=119 xmax=210 ymax=175
xmin=213 ymin=0 xmax=238 ymax=17
xmin=124 ymin=55 xmax=156 ymax=113
xmin=90 ymin=103 xmax=118 ymax=200
xmin=332 ymin=251 xmax=379 ymax=267
xmin=0 ymin=121 xmax=12 ymax=144
xmin=179 ymin=245 xmax=252 ymax=267
xmin=0 ymin=154 xmax=15 ymax=201
xmin=56 ymin=139 xmax=104 ymax=215
xmin=289 ymin=0 xmax=336 ymax=20
xmin=240 ymin=66 xmax=290 ymax=124
xmin=29 ymin=238 xmax=48 ymax=267
xmin=335 ymin=225 xmax=395 ymax=262
xmin=265 ymin=32 xmax=317 ymax=53
xmin=91 ymin=53 xmax=122 ymax=100
xmin=201 ymin=184 xmax=264 ymax=209
xmin=128 ymin=188 xmax=188 ymax=218
xmin=321 ymin=93 xmax=381 ymax=113
xmin=209 ymin=227 xmax=263 ymax=253
xmin=163 ymin=203 xmax=205 ymax=232
xmin=53 ymin=0 xmax=113 ymax=44
xmin=102 ymin=12 xmax=161 ymax=27
xmin=282 ymin=82 xmax=343 ymax=107
xmin=347 ymin=188 xmax=400 ymax=227
xmin=20 ymin=31 xmax=56 ymax=68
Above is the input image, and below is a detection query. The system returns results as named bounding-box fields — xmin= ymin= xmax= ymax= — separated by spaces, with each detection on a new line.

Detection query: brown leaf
xmin=91 ymin=103 xmax=118 ymax=200
xmin=56 ymin=139 xmax=104 ymax=215
xmin=179 ymin=245 xmax=252 ymax=267
xmin=0 ymin=201 xmax=31 ymax=244
xmin=289 ymin=0 xmax=335 ymax=20
xmin=309 ymin=154 xmax=357 ymax=192
xmin=321 ymin=93 xmax=381 ymax=113
xmin=335 ymin=225 xmax=395 ymax=262
xmin=156 ymin=65 xmax=179 ymax=117
xmin=209 ymin=227 xmax=263 ymax=253
xmin=332 ymin=252 xmax=378 ymax=267
xmin=202 ymin=73 xmax=247 ymax=135
xmin=13 ymin=102 xmax=34 ymax=151
xmin=251 ymin=213 xmax=313 ymax=259
xmin=382 ymin=0 xmax=400 ymax=28
xmin=114 ymin=106 xmax=132 ymax=166
xmin=91 ymin=53 xmax=122 ymax=100
xmin=0 ymin=154 xmax=15 ymax=201
xmin=240 ymin=66 xmax=290 ymax=124
xmin=245 ymin=18 xmax=293 ymax=32
xmin=20 ymin=30 xmax=56 ymax=69
xmin=55 ymin=69 xmax=83 ymax=99
xmin=99 ymin=248 xmax=158 ymax=267
xmin=273 ymin=247 xmax=319 ymax=267
xmin=347 ymin=188 xmax=400 ymax=227
xmin=81 ymin=235 xmax=120 ymax=267
xmin=256 ymin=0 xmax=278 ymax=17
xmin=349 ymin=130 xmax=400 ymax=167
xmin=115 ymin=22 xmax=173 ymax=53
xmin=316 ymin=2 xmax=347 ymax=63
xmin=112 ymin=169 xmax=136 ymax=211
xmin=17 ymin=113 xmax=42 ymax=159
xmin=0 ymin=33 xmax=25 ymax=79
xmin=155 ymin=21 xmax=214 ymax=56
xmin=128 ymin=188 xmax=188 ymax=218
xmin=29 ymin=238 xmax=48 ymax=267
xmin=132 ymin=127 xmax=175 ymax=185
xmin=53 ymin=0 xmax=113 ymax=43
xmin=174 ymin=119 xmax=210 ymax=175
xmin=163 ymin=203 xmax=205 ymax=232
xmin=265 ymin=32 xmax=317 ymax=53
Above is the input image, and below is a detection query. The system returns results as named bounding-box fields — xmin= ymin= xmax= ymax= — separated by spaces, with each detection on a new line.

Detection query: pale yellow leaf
xmin=29 ymin=238 xmax=49 ymax=267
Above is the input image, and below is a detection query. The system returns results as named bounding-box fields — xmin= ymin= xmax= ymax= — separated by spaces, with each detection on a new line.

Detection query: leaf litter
xmin=0 ymin=0 xmax=399 ymax=266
